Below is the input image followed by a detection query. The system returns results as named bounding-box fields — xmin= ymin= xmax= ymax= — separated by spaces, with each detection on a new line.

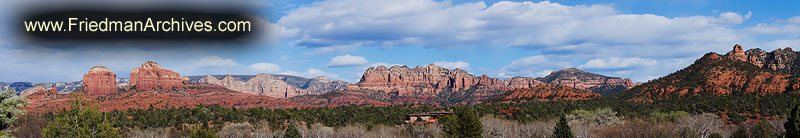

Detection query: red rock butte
xmin=130 ymin=61 xmax=187 ymax=90
xmin=347 ymin=64 xmax=547 ymax=95
xmin=82 ymin=66 xmax=117 ymax=95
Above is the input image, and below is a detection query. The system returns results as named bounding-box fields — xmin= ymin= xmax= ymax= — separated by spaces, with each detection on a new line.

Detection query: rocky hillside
xmin=492 ymin=85 xmax=601 ymax=104
xmin=196 ymin=74 xmax=348 ymax=98
xmin=536 ymin=68 xmax=636 ymax=96
xmin=623 ymin=44 xmax=800 ymax=102
xmin=341 ymin=64 xmax=605 ymax=105
xmin=24 ymin=84 xmax=305 ymax=113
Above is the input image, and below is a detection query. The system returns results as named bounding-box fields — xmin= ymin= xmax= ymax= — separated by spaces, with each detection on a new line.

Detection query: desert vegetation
xmin=0 ymin=88 xmax=797 ymax=138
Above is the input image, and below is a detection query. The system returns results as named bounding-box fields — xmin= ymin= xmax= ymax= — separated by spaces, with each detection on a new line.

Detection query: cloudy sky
xmin=2 ymin=0 xmax=800 ymax=83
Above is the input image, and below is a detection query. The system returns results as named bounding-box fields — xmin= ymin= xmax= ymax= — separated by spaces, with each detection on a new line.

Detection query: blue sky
xmin=1 ymin=0 xmax=800 ymax=83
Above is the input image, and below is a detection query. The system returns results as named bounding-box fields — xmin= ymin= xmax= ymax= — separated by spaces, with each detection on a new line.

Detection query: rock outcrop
xmin=625 ymin=45 xmax=800 ymax=102
xmin=347 ymin=64 xmax=548 ymax=95
xmin=197 ymin=74 xmax=348 ymax=98
xmin=343 ymin=64 xmax=611 ymax=105
xmin=82 ymin=66 xmax=117 ymax=95
xmin=537 ymin=68 xmax=636 ymax=96
xmin=727 ymin=44 xmax=798 ymax=72
xmin=130 ymin=61 xmax=185 ymax=91
xmin=200 ymin=74 xmax=308 ymax=98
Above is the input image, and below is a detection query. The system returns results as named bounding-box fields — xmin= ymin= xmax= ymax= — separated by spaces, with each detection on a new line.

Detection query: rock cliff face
xmin=130 ymin=61 xmax=186 ymax=90
xmin=537 ymin=68 xmax=636 ymax=96
xmin=727 ymin=44 xmax=799 ymax=73
xmin=82 ymin=66 xmax=117 ymax=95
xmin=197 ymin=74 xmax=348 ymax=98
xmin=347 ymin=64 xmax=547 ymax=95
xmin=343 ymin=64 xmax=608 ymax=105
xmin=625 ymin=45 xmax=800 ymax=102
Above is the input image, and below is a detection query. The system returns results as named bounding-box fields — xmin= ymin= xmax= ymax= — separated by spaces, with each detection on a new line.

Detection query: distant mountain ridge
xmin=197 ymin=74 xmax=348 ymax=98
xmin=0 ymin=81 xmax=81 ymax=97
xmin=536 ymin=68 xmax=636 ymax=96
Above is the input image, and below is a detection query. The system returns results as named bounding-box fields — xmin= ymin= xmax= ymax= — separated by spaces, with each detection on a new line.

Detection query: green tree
xmin=786 ymin=103 xmax=800 ymax=137
xmin=441 ymin=106 xmax=482 ymax=138
xmin=284 ymin=122 xmax=302 ymax=138
xmin=190 ymin=128 xmax=219 ymax=138
xmin=552 ymin=115 xmax=574 ymax=138
xmin=41 ymin=96 xmax=119 ymax=138
xmin=0 ymin=89 xmax=29 ymax=130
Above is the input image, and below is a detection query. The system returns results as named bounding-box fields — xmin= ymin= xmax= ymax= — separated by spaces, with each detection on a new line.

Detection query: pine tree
xmin=0 ymin=89 xmax=28 ymax=130
xmin=441 ymin=106 xmax=483 ymax=138
xmin=190 ymin=128 xmax=219 ymax=138
xmin=786 ymin=103 xmax=800 ymax=137
xmin=552 ymin=115 xmax=575 ymax=138
xmin=284 ymin=122 xmax=302 ymax=138
xmin=41 ymin=96 xmax=119 ymax=138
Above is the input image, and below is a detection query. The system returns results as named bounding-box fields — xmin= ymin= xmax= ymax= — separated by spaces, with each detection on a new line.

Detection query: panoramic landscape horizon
xmin=2 ymin=0 xmax=800 ymax=138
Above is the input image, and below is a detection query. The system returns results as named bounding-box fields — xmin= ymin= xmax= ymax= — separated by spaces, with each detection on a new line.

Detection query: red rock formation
xmin=82 ymin=66 xmax=117 ymax=95
xmin=727 ymin=44 xmax=798 ymax=71
xmin=627 ymin=45 xmax=800 ymax=102
xmin=24 ymin=84 xmax=306 ymax=114
xmin=130 ymin=61 xmax=185 ymax=91
xmin=496 ymin=85 xmax=601 ymax=104
xmin=347 ymin=64 xmax=548 ymax=95
xmin=538 ymin=68 xmax=636 ymax=96
xmin=727 ymin=44 xmax=747 ymax=61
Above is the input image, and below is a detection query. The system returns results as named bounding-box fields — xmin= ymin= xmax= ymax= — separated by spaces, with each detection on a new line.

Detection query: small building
xmin=405 ymin=111 xmax=452 ymax=123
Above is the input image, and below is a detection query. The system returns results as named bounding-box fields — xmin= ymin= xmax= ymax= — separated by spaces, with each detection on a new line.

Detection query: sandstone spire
xmin=728 ymin=44 xmax=747 ymax=61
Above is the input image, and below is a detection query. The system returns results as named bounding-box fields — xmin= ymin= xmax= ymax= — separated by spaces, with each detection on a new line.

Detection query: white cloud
xmin=327 ymin=55 xmax=369 ymax=67
xmin=433 ymin=61 xmax=470 ymax=70
xmin=190 ymin=56 xmax=241 ymax=67
xmin=534 ymin=69 xmax=554 ymax=77
xmin=746 ymin=15 xmax=800 ymax=34
xmin=304 ymin=43 xmax=362 ymax=55
xmin=280 ymin=68 xmax=339 ymax=79
xmin=248 ymin=63 xmax=282 ymax=73
xmin=507 ymin=56 xmax=547 ymax=70
xmin=716 ymin=11 xmax=751 ymax=25
xmin=279 ymin=0 xmax=745 ymax=48
xmin=499 ymin=55 xmax=572 ymax=78
xmin=578 ymin=57 xmax=657 ymax=70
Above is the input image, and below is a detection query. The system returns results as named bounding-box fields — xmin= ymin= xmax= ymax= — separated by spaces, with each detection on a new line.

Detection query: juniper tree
xmin=41 ymin=96 xmax=119 ymax=138
xmin=284 ymin=122 xmax=302 ymax=138
xmin=0 ymin=89 xmax=28 ymax=130
xmin=441 ymin=106 xmax=483 ymax=138
xmin=552 ymin=115 xmax=575 ymax=138
xmin=785 ymin=103 xmax=800 ymax=137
